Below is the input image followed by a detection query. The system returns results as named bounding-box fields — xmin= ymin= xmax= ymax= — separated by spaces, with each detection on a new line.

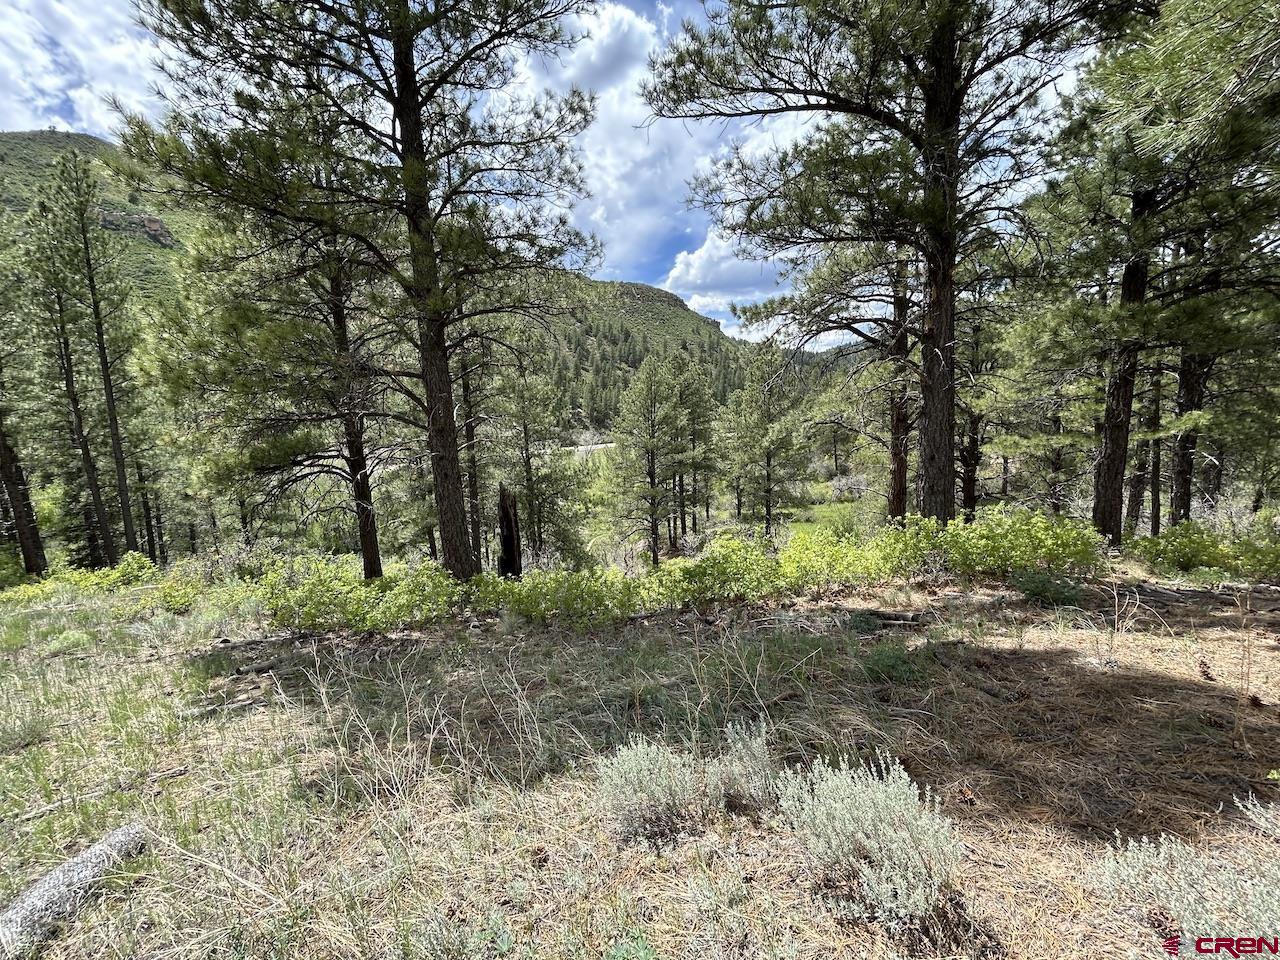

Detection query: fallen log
xmin=0 ymin=822 xmax=148 ymax=959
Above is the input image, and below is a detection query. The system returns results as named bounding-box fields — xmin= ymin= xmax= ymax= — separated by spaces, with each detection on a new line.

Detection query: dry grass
xmin=1 ymin=577 xmax=1277 ymax=959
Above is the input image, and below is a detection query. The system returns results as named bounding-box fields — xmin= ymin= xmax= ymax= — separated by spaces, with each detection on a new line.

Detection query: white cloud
xmin=2 ymin=0 xmax=801 ymax=337
xmin=0 ymin=0 xmax=162 ymax=135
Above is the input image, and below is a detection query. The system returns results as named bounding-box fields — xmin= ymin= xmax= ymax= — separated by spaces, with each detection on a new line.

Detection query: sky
xmin=0 ymin=0 xmax=801 ymax=337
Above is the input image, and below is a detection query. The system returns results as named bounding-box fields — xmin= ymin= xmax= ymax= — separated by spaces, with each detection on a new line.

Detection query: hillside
xmin=0 ymin=130 xmax=751 ymax=426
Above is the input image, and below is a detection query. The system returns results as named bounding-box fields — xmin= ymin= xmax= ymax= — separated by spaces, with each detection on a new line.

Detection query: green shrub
xmin=367 ymin=561 xmax=463 ymax=629
xmin=0 ymin=551 xmax=159 ymax=607
xmin=861 ymin=639 xmax=928 ymax=684
xmin=778 ymin=528 xmax=862 ymax=592
xmin=257 ymin=555 xmax=378 ymax=631
xmin=154 ymin=559 xmax=208 ymax=614
xmin=471 ymin=568 xmax=638 ymax=626
xmin=666 ymin=533 xmax=780 ymax=604
xmin=1008 ymin=569 xmax=1083 ymax=607
xmin=1130 ymin=522 xmax=1232 ymax=573
xmin=943 ymin=506 xmax=1102 ymax=577
xmin=778 ymin=752 xmax=961 ymax=923
xmin=860 ymin=516 xmax=943 ymax=581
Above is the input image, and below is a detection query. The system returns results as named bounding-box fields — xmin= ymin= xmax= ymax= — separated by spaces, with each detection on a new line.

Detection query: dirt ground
xmin=1 ymin=577 xmax=1277 ymax=958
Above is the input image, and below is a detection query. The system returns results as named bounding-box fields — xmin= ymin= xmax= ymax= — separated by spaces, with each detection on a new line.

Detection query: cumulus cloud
xmin=0 ymin=0 xmax=161 ymax=135
xmin=4 ymin=0 xmax=808 ymax=340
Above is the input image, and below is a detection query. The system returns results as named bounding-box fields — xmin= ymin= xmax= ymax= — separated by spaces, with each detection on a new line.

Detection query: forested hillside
xmin=3 ymin=2 xmax=1280 ymax=959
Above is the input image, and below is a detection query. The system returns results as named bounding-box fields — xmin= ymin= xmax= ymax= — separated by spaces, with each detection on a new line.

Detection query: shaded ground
xmin=1 ymin=578 xmax=1277 ymax=958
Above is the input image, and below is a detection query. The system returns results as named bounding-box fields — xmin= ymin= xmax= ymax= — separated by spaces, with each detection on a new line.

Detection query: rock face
xmin=98 ymin=210 xmax=178 ymax=248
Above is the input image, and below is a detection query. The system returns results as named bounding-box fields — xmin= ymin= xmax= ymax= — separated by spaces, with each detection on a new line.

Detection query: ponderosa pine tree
xmin=22 ymin=199 xmax=117 ymax=566
xmin=612 ymin=356 xmax=684 ymax=568
xmin=45 ymin=152 xmax=139 ymax=555
xmin=739 ymin=247 xmax=919 ymax=518
xmin=0 ymin=228 xmax=47 ymax=575
xmin=720 ymin=347 xmax=809 ymax=537
xmin=123 ymin=0 xmax=598 ymax=579
xmin=155 ymin=221 xmax=390 ymax=579
xmin=646 ymin=0 xmax=1099 ymax=523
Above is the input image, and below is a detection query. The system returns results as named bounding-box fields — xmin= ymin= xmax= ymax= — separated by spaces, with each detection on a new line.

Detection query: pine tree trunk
xmin=764 ymin=452 xmax=774 ymax=536
xmin=80 ymin=221 xmax=137 ymax=554
xmin=56 ymin=300 xmax=116 ymax=565
xmin=887 ymin=275 xmax=912 ymax=520
xmin=959 ymin=410 xmax=981 ymax=522
xmin=918 ymin=22 xmax=962 ymax=525
xmin=690 ymin=473 xmax=699 ymax=535
xmin=520 ymin=416 xmax=540 ymax=554
xmin=1170 ymin=349 xmax=1213 ymax=525
xmin=391 ymin=15 xmax=478 ymax=580
xmin=1092 ymin=341 xmax=1140 ymax=545
xmin=1150 ymin=367 xmax=1164 ymax=537
xmin=0 ymin=408 xmax=47 ymax=575
xmin=461 ymin=362 xmax=482 ymax=566
xmin=1125 ymin=367 xmax=1162 ymax=535
xmin=154 ymin=492 xmax=168 ymax=566
xmin=327 ymin=259 xmax=383 ymax=580
xmin=135 ymin=461 xmax=157 ymax=563
xmin=1092 ymin=191 xmax=1153 ymax=546
xmin=497 ymin=482 xmax=522 ymax=578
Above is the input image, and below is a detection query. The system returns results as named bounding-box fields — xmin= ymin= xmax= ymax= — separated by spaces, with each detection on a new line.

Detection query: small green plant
xmin=860 ymin=640 xmax=928 ymax=684
xmin=597 ymin=737 xmax=701 ymax=841
xmin=778 ymin=752 xmax=961 ymax=923
xmin=1130 ymin=522 xmax=1233 ymax=573
xmin=1008 ymin=569 xmax=1083 ymax=607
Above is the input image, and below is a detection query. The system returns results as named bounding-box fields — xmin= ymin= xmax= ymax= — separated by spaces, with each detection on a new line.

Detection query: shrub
xmin=1130 ymin=522 xmax=1232 ymax=573
xmin=1235 ymin=794 xmax=1280 ymax=841
xmin=480 ymin=568 xmax=638 ymax=626
xmin=778 ymin=528 xmax=862 ymax=592
xmin=367 ymin=561 xmax=462 ymax=630
xmin=677 ymin=533 xmax=780 ymax=603
xmin=860 ymin=516 xmax=943 ymax=581
xmin=778 ymin=752 xmax=961 ymax=923
xmin=256 ymin=555 xmax=379 ymax=631
xmin=597 ymin=737 xmax=701 ymax=841
xmin=943 ymin=506 xmax=1102 ymax=577
xmin=154 ymin=559 xmax=208 ymax=614
xmin=1008 ymin=569 xmax=1083 ymax=607
xmin=861 ymin=640 xmax=927 ymax=684
xmin=1099 ymin=833 xmax=1280 ymax=939
xmin=708 ymin=721 xmax=777 ymax=814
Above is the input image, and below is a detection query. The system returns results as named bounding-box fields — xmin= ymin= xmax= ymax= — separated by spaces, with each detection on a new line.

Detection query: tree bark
xmin=78 ymin=216 xmax=137 ymax=555
xmin=327 ymin=261 xmax=383 ymax=580
xmin=1150 ymin=365 xmax=1164 ymax=537
xmin=391 ymin=12 xmax=478 ymax=580
xmin=1092 ymin=190 xmax=1154 ymax=546
xmin=55 ymin=298 xmax=116 ymax=565
xmin=1125 ymin=366 xmax=1162 ymax=536
xmin=887 ymin=270 xmax=912 ymax=520
xmin=497 ymin=482 xmax=522 ymax=579
xmin=135 ymin=461 xmax=157 ymax=564
xmin=0 ymin=821 xmax=147 ymax=959
xmin=1170 ymin=349 xmax=1214 ymax=524
xmin=460 ymin=361 xmax=482 ymax=566
xmin=0 ymin=407 xmax=47 ymax=575
xmin=917 ymin=17 xmax=962 ymax=524
xmin=959 ymin=409 xmax=981 ymax=522
xmin=1092 ymin=341 xmax=1140 ymax=545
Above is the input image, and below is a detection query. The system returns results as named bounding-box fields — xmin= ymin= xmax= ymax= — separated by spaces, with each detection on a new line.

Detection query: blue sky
xmin=0 ymin=0 xmax=797 ymax=336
